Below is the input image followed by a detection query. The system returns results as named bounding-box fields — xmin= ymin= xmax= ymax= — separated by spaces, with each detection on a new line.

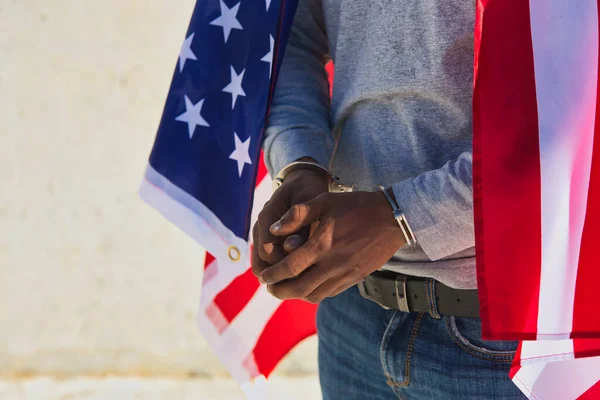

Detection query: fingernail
xmin=258 ymin=276 xmax=266 ymax=284
xmin=285 ymin=235 xmax=301 ymax=250
xmin=270 ymin=221 xmax=281 ymax=232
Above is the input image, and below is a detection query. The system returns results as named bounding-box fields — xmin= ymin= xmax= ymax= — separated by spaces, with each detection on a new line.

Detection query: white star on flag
xmin=229 ymin=133 xmax=252 ymax=177
xmin=175 ymin=96 xmax=209 ymax=139
xmin=261 ymin=35 xmax=274 ymax=78
xmin=209 ymin=0 xmax=243 ymax=43
xmin=222 ymin=66 xmax=246 ymax=109
xmin=266 ymin=0 xmax=272 ymax=10
xmin=178 ymin=32 xmax=198 ymax=73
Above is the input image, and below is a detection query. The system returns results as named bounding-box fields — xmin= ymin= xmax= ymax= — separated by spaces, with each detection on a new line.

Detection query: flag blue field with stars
xmin=140 ymin=0 xmax=299 ymax=266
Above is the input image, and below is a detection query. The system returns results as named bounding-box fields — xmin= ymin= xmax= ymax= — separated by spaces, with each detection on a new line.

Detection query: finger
xmin=270 ymin=197 xmax=326 ymax=237
xmin=297 ymin=271 xmax=352 ymax=303
xmin=251 ymin=223 xmax=269 ymax=278
xmin=303 ymin=266 xmax=362 ymax=303
xmin=326 ymin=279 xmax=358 ymax=299
xmin=284 ymin=221 xmax=321 ymax=254
xmin=266 ymin=263 xmax=334 ymax=301
xmin=257 ymin=209 xmax=288 ymax=265
xmin=260 ymin=233 xmax=324 ymax=284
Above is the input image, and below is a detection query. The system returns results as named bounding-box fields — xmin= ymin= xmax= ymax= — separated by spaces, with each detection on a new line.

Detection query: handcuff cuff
xmin=272 ymin=161 xmax=354 ymax=193
xmin=272 ymin=161 xmax=417 ymax=247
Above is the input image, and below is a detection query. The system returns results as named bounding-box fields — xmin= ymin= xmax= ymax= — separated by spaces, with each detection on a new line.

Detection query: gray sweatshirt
xmin=263 ymin=0 xmax=477 ymax=289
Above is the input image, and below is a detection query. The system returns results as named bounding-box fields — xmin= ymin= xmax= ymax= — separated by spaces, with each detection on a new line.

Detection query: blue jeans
xmin=317 ymin=285 xmax=526 ymax=399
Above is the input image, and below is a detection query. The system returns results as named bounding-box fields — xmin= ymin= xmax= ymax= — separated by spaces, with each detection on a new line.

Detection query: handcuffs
xmin=272 ymin=161 xmax=417 ymax=247
xmin=272 ymin=161 xmax=354 ymax=193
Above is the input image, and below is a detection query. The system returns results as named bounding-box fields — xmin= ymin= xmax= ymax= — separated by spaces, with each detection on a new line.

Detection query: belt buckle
xmin=395 ymin=275 xmax=410 ymax=312
xmin=357 ymin=279 xmax=391 ymax=310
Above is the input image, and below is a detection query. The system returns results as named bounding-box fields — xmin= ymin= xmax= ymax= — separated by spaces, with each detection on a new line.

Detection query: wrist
xmin=373 ymin=191 xmax=405 ymax=232
xmin=285 ymin=157 xmax=326 ymax=182
xmin=273 ymin=158 xmax=331 ymax=193
xmin=286 ymin=167 xmax=328 ymax=183
xmin=295 ymin=156 xmax=319 ymax=163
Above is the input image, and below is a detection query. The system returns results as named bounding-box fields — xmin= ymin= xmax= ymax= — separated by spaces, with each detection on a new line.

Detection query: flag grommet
xmin=228 ymin=245 xmax=241 ymax=262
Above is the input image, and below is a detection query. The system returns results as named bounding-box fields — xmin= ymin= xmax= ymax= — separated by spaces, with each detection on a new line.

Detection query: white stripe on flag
xmin=250 ymin=174 xmax=273 ymax=237
xmin=512 ymin=362 xmax=546 ymax=400
xmin=200 ymin=260 xmax=248 ymax=307
xmin=216 ymin=286 xmax=281 ymax=356
xmin=529 ymin=0 xmax=599 ymax=337
xmin=197 ymin=285 xmax=281 ymax=383
xmin=139 ymin=165 xmax=250 ymax=267
xmin=519 ymin=339 xmax=575 ymax=366
xmin=200 ymin=175 xmax=272 ymax=306
xmin=513 ymin=355 xmax=600 ymax=400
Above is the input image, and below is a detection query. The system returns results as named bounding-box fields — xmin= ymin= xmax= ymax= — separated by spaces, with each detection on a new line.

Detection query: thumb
xmin=270 ymin=197 xmax=326 ymax=236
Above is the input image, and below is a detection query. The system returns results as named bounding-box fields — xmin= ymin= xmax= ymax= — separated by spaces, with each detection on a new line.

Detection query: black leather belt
xmin=356 ymin=270 xmax=480 ymax=318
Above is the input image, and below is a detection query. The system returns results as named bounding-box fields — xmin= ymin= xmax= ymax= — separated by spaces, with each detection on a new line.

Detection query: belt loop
xmin=395 ymin=275 xmax=410 ymax=312
xmin=425 ymin=279 xmax=441 ymax=319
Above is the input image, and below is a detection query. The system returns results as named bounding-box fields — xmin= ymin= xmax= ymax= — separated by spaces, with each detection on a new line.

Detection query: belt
xmin=356 ymin=270 xmax=480 ymax=318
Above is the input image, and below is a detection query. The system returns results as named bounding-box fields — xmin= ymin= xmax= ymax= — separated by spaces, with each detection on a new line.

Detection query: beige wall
xmin=0 ymin=0 xmax=317 ymax=379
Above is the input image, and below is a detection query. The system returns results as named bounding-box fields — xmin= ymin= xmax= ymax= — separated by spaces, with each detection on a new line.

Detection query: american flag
xmin=138 ymin=0 xmax=318 ymax=390
xmin=140 ymin=0 xmax=600 ymax=398
xmin=474 ymin=0 xmax=600 ymax=398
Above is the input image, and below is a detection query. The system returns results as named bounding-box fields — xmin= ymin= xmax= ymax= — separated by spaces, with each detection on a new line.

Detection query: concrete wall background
xmin=0 ymin=0 xmax=317 ymax=379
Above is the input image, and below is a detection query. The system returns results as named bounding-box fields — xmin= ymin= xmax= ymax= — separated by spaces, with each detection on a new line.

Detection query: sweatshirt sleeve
xmin=262 ymin=0 xmax=334 ymax=177
xmin=391 ymin=151 xmax=475 ymax=261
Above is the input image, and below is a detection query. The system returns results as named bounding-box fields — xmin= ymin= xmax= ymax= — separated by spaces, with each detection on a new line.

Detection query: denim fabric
xmin=317 ymin=286 xmax=526 ymax=399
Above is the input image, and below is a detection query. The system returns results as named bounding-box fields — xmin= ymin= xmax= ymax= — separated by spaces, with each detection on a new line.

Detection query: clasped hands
xmin=251 ymin=168 xmax=406 ymax=304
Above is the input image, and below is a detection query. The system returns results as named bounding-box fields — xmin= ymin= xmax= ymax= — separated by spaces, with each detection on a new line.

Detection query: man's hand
xmin=251 ymin=168 xmax=329 ymax=279
xmin=259 ymin=191 xmax=407 ymax=304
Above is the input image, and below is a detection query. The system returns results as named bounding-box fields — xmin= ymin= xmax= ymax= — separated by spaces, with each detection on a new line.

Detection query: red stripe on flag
xmin=257 ymin=151 xmax=268 ymax=184
xmin=204 ymin=252 xmax=216 ymax=270
xmin=212 ymin=267 xmax=260 ymax=323
xmin=573 ymin=338 xmax=600 ymax=360
xmin=509 ymin=342 xmax=523 ymax=380
xmin=573 ymin=3 xmax=600 ymax=340
xmin=250 ymin=299 xmax=317 ymax=378
xmin=579 ymin=379 xmax=600 ymax=400
xmin=473 ymin=0 xmax=541 ymax=340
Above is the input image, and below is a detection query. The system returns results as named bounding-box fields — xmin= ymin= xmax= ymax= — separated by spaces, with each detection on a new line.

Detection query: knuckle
xmin=313 ymin=236 xmax=332 ymax=256
xmin=293 ymin=284 xmax=311 ymax=299
xmin=315 ymin=192 xmax=329 ymax=202
xmin=288 ymin=204 xmax=304 ymax=221
xmin=305 ymin=238 xmax=320 ymax=255
xmin=258 ymin=204 xmax=276 ymax=224
xmin=251 ymin=259 xmax=264 ymax=275
xmin=257 ymin=209 xmax=267 ymax=225
xmin=284 ymin=261 xmax=301 ymax=278
xmin=257 ymin=243 xmax=268 ymax=259
xmin=347 ymin=264 xmax=362 ymax=277
xmin=322 ymin=215 xmax=336 ymax=227
xmin=268 ymin=286 xmax=284 ymax=300
xmin=252 ymin=268 xmax=265 ymax=280
xmin=316 ymin=192 xmax=333 ymax=206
